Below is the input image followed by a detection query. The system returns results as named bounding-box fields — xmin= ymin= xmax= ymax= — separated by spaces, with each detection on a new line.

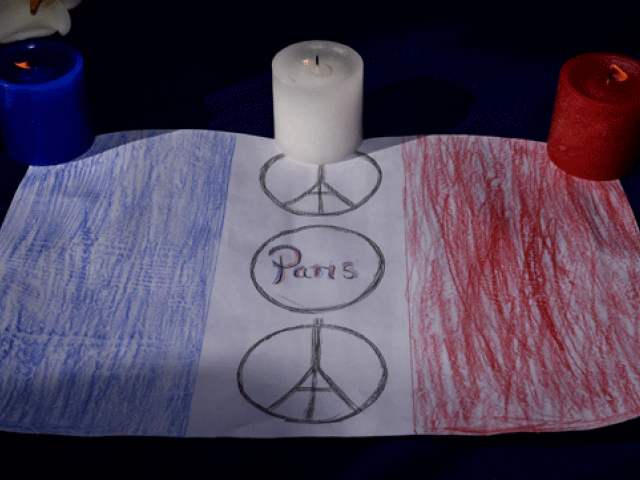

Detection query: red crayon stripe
xmin=402 ymin=135 xmax=640 ymax=434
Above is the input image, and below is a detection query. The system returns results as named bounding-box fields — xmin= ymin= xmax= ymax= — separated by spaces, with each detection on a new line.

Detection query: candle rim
xmin=0 ymin=39 xmax=83 ymax=89
xmin=272 ymin=40 xmax=363 ymax=89
xmin=563 ymin=52 xmax=640 ymax=107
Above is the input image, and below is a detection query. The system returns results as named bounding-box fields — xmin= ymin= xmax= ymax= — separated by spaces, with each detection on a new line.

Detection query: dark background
xmin=2 ymin=2 xmax=640 ymax=478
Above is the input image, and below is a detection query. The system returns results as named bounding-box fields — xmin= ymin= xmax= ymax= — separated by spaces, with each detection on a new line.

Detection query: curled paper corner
xmin=0 ymin=0 xmax=82 ymax=44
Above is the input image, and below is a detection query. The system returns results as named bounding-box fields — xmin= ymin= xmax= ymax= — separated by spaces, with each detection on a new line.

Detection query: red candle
xmin=547 ymin=53 xmax=640 ymax=181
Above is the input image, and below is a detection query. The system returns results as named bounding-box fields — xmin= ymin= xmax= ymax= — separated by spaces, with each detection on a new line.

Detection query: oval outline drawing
xmin=250 ymin=225 xmax=385 ymax=314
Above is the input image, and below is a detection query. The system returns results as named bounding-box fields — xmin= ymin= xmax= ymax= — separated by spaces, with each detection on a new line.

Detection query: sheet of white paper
xmin=186 ymin=134 xmax=414 ymax=437
xmin=2 ymin=129 xmax=640 ymax=437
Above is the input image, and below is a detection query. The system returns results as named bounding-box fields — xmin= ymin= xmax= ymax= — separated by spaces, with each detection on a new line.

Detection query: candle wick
xmin=30 ymin=0 xmax=43 ymax=15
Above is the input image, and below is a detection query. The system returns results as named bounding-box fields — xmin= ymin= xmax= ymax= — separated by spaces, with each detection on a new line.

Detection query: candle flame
xmin=30 ymin=0 xmax=44 ymax=15
xmin=609 ymin=64 xmax=628 ymax=83
xmin=14 ymin=60 xmax=32 ymax=69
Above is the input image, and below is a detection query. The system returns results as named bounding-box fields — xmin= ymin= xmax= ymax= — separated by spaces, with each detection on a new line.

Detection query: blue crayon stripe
xmin=0 ymin=130 xmax=236 ymax=436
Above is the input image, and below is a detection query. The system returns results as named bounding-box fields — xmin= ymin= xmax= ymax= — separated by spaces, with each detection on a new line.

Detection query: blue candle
xmin=0 ymin=40 xmax=94 ymax=165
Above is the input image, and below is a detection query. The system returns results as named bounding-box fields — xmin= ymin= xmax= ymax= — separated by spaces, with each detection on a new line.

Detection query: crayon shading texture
xmin=402 ymin=135 xmax=640 ymax=434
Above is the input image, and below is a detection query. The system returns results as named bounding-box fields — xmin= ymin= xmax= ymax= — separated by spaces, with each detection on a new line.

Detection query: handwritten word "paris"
xmin=269 ymin=245 xmax=358 ymax=284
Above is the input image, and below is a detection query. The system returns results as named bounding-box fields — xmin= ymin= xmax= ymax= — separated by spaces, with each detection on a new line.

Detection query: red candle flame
xmin=607 ymin=64 xmax=628 ymax=84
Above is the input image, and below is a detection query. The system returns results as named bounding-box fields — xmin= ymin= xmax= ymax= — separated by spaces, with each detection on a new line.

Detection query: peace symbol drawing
xmin=237 ymin=319 xmax=388 ymax=424
xmin=259 ymin=152 xmax=382 ymax=216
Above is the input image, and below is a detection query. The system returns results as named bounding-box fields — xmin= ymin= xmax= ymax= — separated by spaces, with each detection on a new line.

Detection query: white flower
xmin=0 ymin=0 xmax=82 ymax=44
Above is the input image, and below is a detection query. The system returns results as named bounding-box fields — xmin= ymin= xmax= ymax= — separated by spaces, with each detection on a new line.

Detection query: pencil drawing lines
xmin=237 ymin=319 xmax=388 ymax=424
xmin=260 ymin=152 xmax=382 ymax=216
xmin=250 ymin=225 xmax=385 ymax=314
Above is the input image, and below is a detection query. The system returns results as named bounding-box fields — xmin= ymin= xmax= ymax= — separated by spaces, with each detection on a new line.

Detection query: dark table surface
xmin=2 ymin=2 xmax=640 ymax=478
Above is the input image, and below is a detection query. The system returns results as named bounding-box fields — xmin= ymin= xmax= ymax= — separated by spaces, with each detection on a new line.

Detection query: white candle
xmin=272 ymin=40 xmax=363 ymax=165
